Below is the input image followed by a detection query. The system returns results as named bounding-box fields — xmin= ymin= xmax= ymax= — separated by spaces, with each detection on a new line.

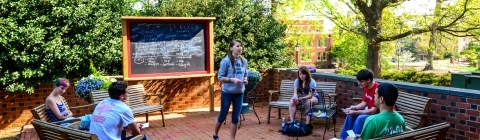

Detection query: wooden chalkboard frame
xmin=121 ymin=16 xmax=216 ymax=81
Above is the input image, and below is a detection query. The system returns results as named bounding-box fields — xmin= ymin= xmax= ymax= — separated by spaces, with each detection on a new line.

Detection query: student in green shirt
xmin=347 ymin=83 xmax=406 ymax=140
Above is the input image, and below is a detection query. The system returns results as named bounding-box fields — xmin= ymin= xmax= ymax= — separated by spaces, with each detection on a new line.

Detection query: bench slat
xmin=32 ymin=119 xmax=99 ymax=140
xmin=371 ymin=122 xmax=449 ymax=140
xmin=90 ymin=84 xmax=165 ymax=126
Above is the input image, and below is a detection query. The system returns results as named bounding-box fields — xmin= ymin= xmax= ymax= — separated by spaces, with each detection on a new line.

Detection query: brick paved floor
xmin=21 ymin=103 xmax=345 ymax=140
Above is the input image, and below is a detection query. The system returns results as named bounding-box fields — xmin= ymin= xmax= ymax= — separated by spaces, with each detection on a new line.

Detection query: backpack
xmin=280 ymin=121 xmax=312 ymax=136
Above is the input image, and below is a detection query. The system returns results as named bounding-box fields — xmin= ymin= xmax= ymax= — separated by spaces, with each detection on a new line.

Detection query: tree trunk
xmin=365 ymin=12 xmax=382 ymax=78
xmin=366 ymin=41 xmax=382 ymax=78
xmin=423 ymin=27 xmax=436 ymax=71
xmin=423 ymin=0 xmax=443 ymax=71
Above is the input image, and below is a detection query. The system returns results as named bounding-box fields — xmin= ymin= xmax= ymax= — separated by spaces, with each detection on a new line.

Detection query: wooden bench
xmin=31 ymin=96 xmax=93 ymax=129
xmin=371 ymin=122 xmax=450 ymax=140
xmin=267 ymin=80 xmax=337 ymax=124
xmin=353 ymin=91 xmax=432 ymax=130
xmin=31 ymin=119 xmax=144 ymax=140
xmin=90 ymin=84 xmax=165 ymax=127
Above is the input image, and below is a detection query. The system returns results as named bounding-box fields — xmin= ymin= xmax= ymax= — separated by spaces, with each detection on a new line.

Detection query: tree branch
xmin=379 ymin=28 xmax=431 ymax=42
xmin=441 ymin=30 xmax=476 ymax=37
xmin=353 ymin=0 xmax=371 ymax=16
xmin=343 ymin=0 xmax=361 ymax=14
xmin=437 ymin=0 xmax=469 ymax=29
xmin=328 ymin=16 xmax=363 ymax=34
xmin=380 ymin=0 xmax=407 ymax=10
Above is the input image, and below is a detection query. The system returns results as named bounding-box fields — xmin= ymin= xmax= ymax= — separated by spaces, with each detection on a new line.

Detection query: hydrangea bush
xmin=75 ymin=75 xmax=117 ymax=103
xmin=247 ymin=69 xmax=262 ymax=83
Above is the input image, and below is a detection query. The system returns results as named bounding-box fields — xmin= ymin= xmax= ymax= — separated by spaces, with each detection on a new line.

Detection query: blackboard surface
xmin=128 ymin=22 xmax=206 ymax=74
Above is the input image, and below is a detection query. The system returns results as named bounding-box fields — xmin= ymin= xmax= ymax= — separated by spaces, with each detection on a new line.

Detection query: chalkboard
xmin=129 ymin=22 xmax=206 ymax=74
xmin=122 ymin=17 xmax=215 ymax=80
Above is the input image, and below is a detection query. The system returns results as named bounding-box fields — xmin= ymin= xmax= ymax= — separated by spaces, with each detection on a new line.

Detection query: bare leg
xmin=230 ymin=123 xmax=238 ymax=140
xmin=214 ymin=122 xmax=222 ymax=136
xmin=305 ymin=98 xmax=318 ymax=124
xmin=288 ymin=99 xmax=298 ymax=122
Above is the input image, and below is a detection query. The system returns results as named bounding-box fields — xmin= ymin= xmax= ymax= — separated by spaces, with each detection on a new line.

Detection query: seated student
xmin=288 ymin=66 xmax=320 ymax=129
xmin=339 ymin=69 xmax=379 ymax=139
xmin=45 ymin=78 xmax=91 ymax=129
xmin=89 ymin=81 xmax=148 ymax=140
xmin=347 ymin=83 xmax=406 ymax=140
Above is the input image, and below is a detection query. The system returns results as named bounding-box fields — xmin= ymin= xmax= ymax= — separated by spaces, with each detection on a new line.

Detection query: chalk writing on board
xmin=129 ymin=22 xmax=206 ymax=74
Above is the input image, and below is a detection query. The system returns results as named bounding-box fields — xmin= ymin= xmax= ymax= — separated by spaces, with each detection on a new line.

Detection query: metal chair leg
xmin=323 ymin=118 xmax=329 ymax=140
xmin=252 ymin=102 xmax=261 ymax=124
xmin=161 ymin=110 xmax=165 ymax=127
xmin=267 ymin=107 xmax=271 ymax=124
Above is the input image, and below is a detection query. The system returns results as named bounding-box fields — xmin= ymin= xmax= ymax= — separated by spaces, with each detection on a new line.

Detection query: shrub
xmin=75 ymin=75 xmax=117 ymax=103
xmin=247 ymin=69 xmax=262 ymax=83
xmin=340 ymin=65 xmax=451 ymax=87
xmin=0 ymin=0 xmax=137 ymax=94
xmin=336 ymin=65 xmax=366 ymax=76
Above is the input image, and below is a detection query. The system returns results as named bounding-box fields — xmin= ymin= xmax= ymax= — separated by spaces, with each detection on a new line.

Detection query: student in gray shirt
xmin=212 ymin=39 xmax=248 ymax=140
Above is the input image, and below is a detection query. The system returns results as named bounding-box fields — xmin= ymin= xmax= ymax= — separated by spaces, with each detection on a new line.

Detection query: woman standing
xmin=213 ymin=40 xmax=248 ymax=140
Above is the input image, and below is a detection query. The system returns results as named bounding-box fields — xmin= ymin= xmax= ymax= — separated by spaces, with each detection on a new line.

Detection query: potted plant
xmin=244 ymin=69 xmax=262 ymax=95
xmin=75 ymin=75 xmax=117 ymax=103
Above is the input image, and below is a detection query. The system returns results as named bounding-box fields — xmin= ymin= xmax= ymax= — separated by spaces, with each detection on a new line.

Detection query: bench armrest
xmin=51 ymin=118 xmax=82 ymax=125
xmin=268 ymin=90 xmax=279 ymax=102
xmin=328 ymin=94 xmax=337 ymax=107
xmin=353 ymin=98 xmax=362 ymax=104
xmin=144 ymin=93 xmax=164 ymax=97
xmin=144 ymin=93 xmax=164 ymax=105
xmin=130 ymin=134 xmax=145 ymax=140
xmin=397 ymin=111 xmax=428 ymax=117
xmin=69 ymin=103 xmax=96 ymax=110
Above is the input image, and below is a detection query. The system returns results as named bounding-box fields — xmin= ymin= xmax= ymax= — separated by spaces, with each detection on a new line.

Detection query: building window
xmin=322 ymin=52 xmax=327 ymax=61
xmin=301 ymin=53 xmax=306 ymax=62
xmin=317 ymin=38 xmax=326 ymax=48
xmin=323 ymin=39 xmax=327 ymax=48
xmin=317 ymin=52 xmax=321 ymax=61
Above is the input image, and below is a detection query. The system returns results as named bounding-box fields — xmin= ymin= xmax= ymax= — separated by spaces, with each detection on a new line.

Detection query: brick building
xmin=288 ymin=20 xmax=334 ymax=68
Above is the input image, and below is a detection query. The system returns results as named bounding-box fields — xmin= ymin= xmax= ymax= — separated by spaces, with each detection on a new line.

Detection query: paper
xmin=347 ymin=130 xmax=356 ymax=138
xmin=316 ymin=112 xmax=327 ymax=117
xmin=141 ymin=122 xmax=149 ymax=129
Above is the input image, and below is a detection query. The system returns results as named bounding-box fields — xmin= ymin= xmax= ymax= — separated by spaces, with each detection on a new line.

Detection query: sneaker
xmin=307 ymin=124 xmax=313 ymax=130
xmin=212 ymin=135 xmax=219 ymax=140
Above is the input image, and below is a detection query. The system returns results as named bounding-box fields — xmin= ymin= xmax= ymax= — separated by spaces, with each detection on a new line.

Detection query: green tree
xmin=330 ymin=27 xmax=367 ymax=66
xmin=0 ymin=0 xmax=137 ymax=93
xmin=273 ymin=0 xmax=324 ymax=65
xmin=318 ymin=0 xmax=480 ymax=77
xmin=153 ymin=0 xmax=292 ymax=71
xmin=460 ymin=43 xmax=480 ymax=67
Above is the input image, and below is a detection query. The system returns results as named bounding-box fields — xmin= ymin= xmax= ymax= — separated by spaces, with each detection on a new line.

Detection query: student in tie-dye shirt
xmin=89 ymin=81 xmax=148 ymax=140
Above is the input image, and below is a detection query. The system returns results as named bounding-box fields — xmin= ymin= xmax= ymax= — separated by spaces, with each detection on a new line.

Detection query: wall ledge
xmin=278 ymin=69 xmax=480 ymax=99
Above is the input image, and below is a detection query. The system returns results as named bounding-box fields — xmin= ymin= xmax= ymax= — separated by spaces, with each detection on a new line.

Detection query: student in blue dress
xmin=213 ymin=39 xmax=248 ymax=140
xmin=288 ymin=66 xmax=320 ymax=130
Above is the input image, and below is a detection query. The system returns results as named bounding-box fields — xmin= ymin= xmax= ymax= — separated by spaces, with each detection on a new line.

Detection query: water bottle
xmin=282 ymin=118 xmax=285 ymax=127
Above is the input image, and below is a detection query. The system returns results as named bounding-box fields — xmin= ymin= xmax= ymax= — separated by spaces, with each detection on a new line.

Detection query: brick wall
xmin=2 ymin=68 xmax=479 ymax=140
xmin=0 ymin=83 xmax=93 ymax=129
xmin=0 ymin=71 xmax=277 ymax=130
xmin=126 ymin=77 xmax=221 ymax=111
xmin=268 ymin=69 xmax=480 ymax=140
